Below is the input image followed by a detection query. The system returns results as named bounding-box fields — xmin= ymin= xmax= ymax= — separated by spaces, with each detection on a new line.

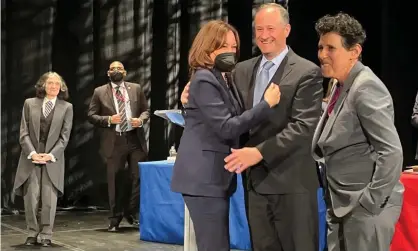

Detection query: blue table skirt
xmin=139 ymin=160 xmax=326 ymax=251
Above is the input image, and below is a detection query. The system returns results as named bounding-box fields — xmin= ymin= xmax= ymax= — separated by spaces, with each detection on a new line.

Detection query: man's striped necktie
xmin=115 ymin=87 xmax=128 ymax=132
xmin=44 ymin=100 xmax=53 ymax=118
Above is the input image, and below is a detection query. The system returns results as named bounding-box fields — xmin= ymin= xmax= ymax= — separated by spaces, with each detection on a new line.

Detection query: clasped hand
xmin=32 ymin=153 xmax=52 ymax=164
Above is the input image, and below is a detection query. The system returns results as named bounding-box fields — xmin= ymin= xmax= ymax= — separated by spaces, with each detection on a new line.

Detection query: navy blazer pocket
xmin=201 ymin=149 xmax=231 ymax=185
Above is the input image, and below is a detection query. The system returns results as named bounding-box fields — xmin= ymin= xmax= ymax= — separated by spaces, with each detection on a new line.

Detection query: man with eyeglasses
xmin=88 ymin=61 xmax=150 ymax=231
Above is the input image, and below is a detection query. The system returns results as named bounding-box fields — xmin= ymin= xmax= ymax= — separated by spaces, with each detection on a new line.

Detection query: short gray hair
xmin=256 ymin=3 xmax=289 ymax=24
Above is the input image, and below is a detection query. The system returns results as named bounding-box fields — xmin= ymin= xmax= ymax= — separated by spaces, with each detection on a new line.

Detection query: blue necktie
xmin=253 ymin=61 xmax=274 ymax=107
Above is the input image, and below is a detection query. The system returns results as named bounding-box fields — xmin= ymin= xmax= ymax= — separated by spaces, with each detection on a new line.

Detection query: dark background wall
xmin=2 ymin=0 xmax=417 ymax=211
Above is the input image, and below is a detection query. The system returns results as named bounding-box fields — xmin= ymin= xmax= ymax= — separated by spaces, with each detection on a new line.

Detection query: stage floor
xmin=1 ymin=211 xmax=182 ymax=251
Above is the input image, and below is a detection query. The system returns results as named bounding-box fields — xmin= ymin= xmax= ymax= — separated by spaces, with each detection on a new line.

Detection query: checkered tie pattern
xmin=44 ymin=100 xmax=53 ymax=118
xmin=115 ymin=87 xmax=128 ymax=131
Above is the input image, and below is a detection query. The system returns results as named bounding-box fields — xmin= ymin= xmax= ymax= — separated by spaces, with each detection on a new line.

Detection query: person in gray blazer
xmin=312 ymin=13 xmax=404 ymax=251
xmin=412 ymin=91 xmax=418 ymax=159
xmin=12 ymin=72 xmax=73 ymax=247
xmin=171 ymin=20 xmax=281 ymax=251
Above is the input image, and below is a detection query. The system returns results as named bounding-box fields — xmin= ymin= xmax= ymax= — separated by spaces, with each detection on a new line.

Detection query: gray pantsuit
xmin=312 ymin=62 xmax=404 ymax=251
xmin=13 ymin=97 xmax=73 ymax=239
xmin=23 ymin=166 xmax=58 ymax=239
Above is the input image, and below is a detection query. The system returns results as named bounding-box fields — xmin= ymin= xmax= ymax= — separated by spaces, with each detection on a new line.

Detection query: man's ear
xmin=351 ymin=44 xmax=362 ymax=60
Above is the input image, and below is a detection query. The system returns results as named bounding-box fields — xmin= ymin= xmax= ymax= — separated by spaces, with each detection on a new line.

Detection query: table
xmin=139 ymin=160 xmax=327 ymax=250
xmin=390 ymin=172 xmax=418 ymax=251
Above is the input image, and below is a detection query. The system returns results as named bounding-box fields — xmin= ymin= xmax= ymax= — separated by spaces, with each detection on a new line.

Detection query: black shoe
xmin=24 ymin=237 xmax=37 ymax=246
xmin=108 ymin=221 xmax=120 ymax=232
xmin=41 ymin=239 xmax=52 ymax=247
xmin=125 ymin=215 xmax=139 ymax=226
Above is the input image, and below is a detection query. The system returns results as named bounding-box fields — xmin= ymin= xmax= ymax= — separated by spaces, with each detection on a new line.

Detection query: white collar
xmin=43 ymin=96 xmax=57 ymax=106
xmin=259 ymin=46 xmax=289 ymax=70
xmin=111 ymin=82 xmax=126 ymax=89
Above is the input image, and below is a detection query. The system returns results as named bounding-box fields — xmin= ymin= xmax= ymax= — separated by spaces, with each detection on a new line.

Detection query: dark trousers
xmin=248 ymin=190 xmax=319 ymax=251
xmin=183 ymin=195 xmax=230 ymax=251
xmin=106 ymin=130 xmax=146 ymax=223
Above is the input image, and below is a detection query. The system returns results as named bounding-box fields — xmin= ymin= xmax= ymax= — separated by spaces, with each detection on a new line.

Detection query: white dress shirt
xmin=257 ymin=46 xmax=289 ymax=83
xmin=111 ymin=82 xmax=134 ymax=132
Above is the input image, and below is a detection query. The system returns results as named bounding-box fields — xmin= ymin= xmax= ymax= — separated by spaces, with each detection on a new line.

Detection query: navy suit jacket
xmin=171 ymin=68 xmax=272 ymax=197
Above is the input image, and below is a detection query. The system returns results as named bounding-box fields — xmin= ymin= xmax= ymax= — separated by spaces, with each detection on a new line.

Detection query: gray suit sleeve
xmin=19 ymin=100 xmax=36 ymax=155
xmin=49 ymin=104 xmax=73 ymax=159
xmin=412 ymin=91 xmax=418 ymax=128
xmin=355 ymin=80 xmax=403 ymax=214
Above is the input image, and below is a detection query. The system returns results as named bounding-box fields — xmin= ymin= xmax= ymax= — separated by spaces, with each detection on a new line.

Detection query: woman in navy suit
xmin=171 ymin=20 xmax=281 ymax=251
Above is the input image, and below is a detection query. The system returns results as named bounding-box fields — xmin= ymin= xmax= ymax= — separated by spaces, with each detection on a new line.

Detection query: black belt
xmin=115 ymin=129 xmax=136 ymax=136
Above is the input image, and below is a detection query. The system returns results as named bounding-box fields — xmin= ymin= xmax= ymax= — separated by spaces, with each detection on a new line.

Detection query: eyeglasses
xmin=110 ymin=67 xmax=124 ymax=71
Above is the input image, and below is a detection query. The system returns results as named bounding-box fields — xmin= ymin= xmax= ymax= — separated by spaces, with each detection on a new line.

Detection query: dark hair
xmin=35 ymin=72 xmax=69 ymax=100
xmin=188 ymin=20 xmax=240 ymax=75
xmin=315 ymin=12 xmax=366 ymax=50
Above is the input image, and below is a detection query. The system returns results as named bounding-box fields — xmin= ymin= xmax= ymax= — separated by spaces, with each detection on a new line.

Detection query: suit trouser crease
xmin=23 ymin=165 xmax=58 ymax=239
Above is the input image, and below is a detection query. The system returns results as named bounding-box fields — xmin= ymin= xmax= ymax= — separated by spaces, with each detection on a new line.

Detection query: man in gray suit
xmin=312 ymin=13 xmax=404 ymax=251
xmin=13 ymin=72 xmax=73 ymax=246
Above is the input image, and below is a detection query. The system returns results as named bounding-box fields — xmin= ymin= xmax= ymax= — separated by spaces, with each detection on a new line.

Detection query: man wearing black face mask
xmin=88 ymin=61 xmax=150 ymax=231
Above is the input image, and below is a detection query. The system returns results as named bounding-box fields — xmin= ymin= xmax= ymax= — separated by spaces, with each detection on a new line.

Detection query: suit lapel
xmin=312 ymin=79 xmax=338 ymax=157
xmin=269 ymin=53 xmax=293 ymax=89
xmin=247 ymin=49 xmax=295 ymax=107
xmin=224 ymin=73 xmax=242 ymax=113
xmin=230 ymin=80 xmax=244 ymax=112
xmin=32 ymin=98 xmax=43 ymax=142
xmin=211 ymin=70 xmax=239 ymax=115
xmin=106 ymin=84 xmax=117 ymax=114
xmin=318 ymin=62 xmax=365 ymax=143
xmin=125 ymin=82 xmax=137 ymax=115
xmin=246 ymin=56 xmax=262 ymax=109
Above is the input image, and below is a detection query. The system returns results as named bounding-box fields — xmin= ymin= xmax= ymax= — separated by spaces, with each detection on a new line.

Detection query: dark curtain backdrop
xmin=2 ymin=0 xmax=417 ymax=211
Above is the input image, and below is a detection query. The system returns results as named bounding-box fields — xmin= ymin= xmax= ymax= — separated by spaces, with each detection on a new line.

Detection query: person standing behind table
xmin=312 ymin=12 xmax=404 ymax=251
xmin=87 ymin=61 xmax=149 ymax=231
xmin=171 ymin=20 xmax=281 ymax=251
xmin=12 ymin=72 xmax=73 ymax=247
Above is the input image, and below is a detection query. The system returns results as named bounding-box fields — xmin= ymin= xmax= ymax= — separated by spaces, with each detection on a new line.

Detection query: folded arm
xmin=192 ymin=71 xmax=271 ymax=141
